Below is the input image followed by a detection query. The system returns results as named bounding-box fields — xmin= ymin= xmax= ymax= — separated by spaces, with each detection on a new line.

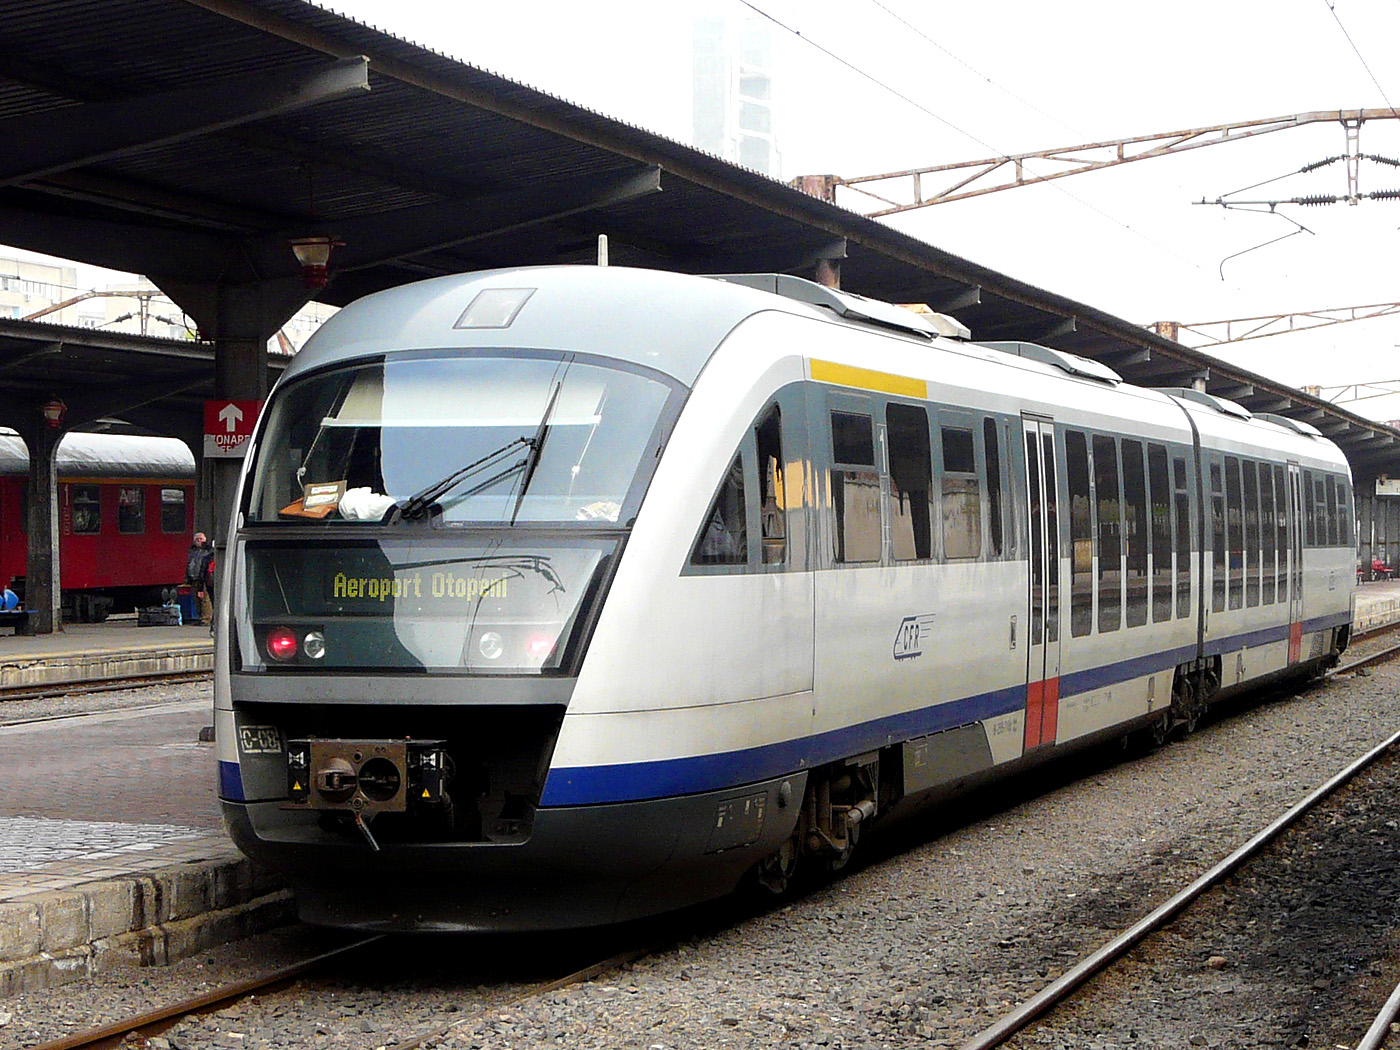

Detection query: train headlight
xmin=266 ymin=626 xmax=298 ymax=661
xmin=478 ymin=631 xmax=504 ymax=660
xmin=303 ymin=631 xmax=327 ymax=660
xmin=527 ymin=634 xmax=554 ymax=661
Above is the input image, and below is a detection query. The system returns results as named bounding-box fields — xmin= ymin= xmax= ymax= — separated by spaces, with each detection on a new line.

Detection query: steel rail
xmin=26 ymin=936 xmax=382 ymax=1050
xmin=957 ymin=720 xmax=1400 ymax=1050
xmin=1356 ymin=972 xmax=1400 ymax=1050
xmin=0 ymin=668 xmax=210 ymax=705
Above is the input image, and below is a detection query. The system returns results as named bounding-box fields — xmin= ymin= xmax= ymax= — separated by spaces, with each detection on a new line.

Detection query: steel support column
xmin=19 ymin=413 xmax=61 ymax=633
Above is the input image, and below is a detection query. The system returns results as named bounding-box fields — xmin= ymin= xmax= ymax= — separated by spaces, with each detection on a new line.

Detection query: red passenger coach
xmin=0 ymin=431 xmax=196 ymax=621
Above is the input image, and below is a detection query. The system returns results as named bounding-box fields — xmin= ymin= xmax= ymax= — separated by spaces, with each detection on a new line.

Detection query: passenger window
xmin=691 ymin=453 xmax=747 ymax=566
xmin=1173 ymin=457 xmax=1192 ymax=619
xmin=1274 ymin=464 xmax=1289 ymax=602
xmin=161 ymin=487 xmax=188 ymax=534
xmin=71 ymin=484 xmax=101 ymax=535
xmin=1148 ymin=444 xmax=1171 ymax=623
xmin=1066 ymin=431 xmax=1093 ymax=638
xmin=118 ymin=486 xmax=145 ymax=535
xmin=1338 ymin=478 xmax=1352 ymax=548
xmin=1226 ymin=456 xmax=1243 ymax=611
xmin=984 ymin=418 xmax=1004 ymax=557
xmin=887 ymin=404 xmax=932 ymax=561
xmin=1122 ymin=439 xmax=1148 ymax=628
xmin=1261 ymin=466 xmax=1276 ymax=605
xmin=1210 ymin=462 xmax=1225 ymax=614
xmin=755 ymin=406 xmax=786 ymax=565
xmin=1304 ymin=470 xmax=1316 ymax=546
xmin=1244 ymin=462 xmax=1260 ymax=608
xmin=941 ymin=426 xmax=980 ymax=559
xmin=1093 ymin=435 xmax=1121 ymax=633
xmin=1324 ymin=475 xmax=1338 ymax=547
xmin=831 ymin=411 xmax=880 ymax=564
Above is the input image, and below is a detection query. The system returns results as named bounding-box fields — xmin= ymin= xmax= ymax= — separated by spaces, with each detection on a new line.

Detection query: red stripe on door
xmin=1024 ymin=680 xmax=1044 ymax=750
xmin=1288 ymin=621 xmax=1303 ymax=665
xmin=1041 ymin=676 xmax=1060 ymax=744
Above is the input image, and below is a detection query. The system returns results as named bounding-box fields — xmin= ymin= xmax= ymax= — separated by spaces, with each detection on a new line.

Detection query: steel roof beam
xmin=0 ymin=56 xmax=370 ymax=188
xmin=329 ymin=166 xmax=664 ymax=274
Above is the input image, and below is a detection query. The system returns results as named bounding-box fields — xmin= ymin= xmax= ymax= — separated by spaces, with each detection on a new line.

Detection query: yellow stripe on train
xmin=809 ymin=359 xmax=927 ymax=399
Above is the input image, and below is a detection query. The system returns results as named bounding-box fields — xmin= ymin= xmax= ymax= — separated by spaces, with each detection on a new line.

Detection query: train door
xmin=1287 ymin=462 xmax=1305 ymax=663
xmin=1022 ymin=417 xmax=1062 ymax=751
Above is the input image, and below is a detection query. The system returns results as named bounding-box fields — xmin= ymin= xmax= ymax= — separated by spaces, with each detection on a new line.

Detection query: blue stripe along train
xmin=214 ymin=267 xmax=1354 ymax=931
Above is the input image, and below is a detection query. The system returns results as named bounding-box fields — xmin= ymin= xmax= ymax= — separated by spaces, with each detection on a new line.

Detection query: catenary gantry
xmin=1 ymin=0 xmax=1396 ymax=630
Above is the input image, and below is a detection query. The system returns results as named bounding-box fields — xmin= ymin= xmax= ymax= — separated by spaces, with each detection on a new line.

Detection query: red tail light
xmin=266 ymin=626 xmax=299 ymax=661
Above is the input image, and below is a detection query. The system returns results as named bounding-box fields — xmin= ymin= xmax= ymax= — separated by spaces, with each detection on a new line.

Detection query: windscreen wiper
xmin=509 ymin=380 xmax=562 ymax=525
xmin=391 ymin=436 xmax=531 ymax=521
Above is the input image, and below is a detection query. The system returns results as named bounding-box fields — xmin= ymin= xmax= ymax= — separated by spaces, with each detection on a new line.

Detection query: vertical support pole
xmin=211 ymin=283 xmax=272 ymax=548
xmin=21 ymin=417 xmax=61 ymax=633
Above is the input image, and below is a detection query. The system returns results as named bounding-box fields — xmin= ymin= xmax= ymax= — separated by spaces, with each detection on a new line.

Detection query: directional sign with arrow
xmin=204 ymin=399 xmax=263 ymax=459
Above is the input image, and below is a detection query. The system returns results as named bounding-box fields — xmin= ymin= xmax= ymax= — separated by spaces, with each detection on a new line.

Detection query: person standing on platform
xmin=185 ymin=532 xmax=215 ymax=626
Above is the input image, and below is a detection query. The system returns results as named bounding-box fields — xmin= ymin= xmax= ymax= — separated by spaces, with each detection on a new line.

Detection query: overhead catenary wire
xmin=733 ymin=1 xmax=1230 ymax=285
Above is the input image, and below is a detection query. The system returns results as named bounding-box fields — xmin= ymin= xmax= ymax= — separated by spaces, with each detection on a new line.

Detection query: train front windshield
xmin=240 ymin=352 xmax=677 ymax=673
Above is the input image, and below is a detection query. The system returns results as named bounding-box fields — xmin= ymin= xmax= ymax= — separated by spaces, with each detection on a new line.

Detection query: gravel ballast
xmin=5 ymin=659 xmax=1400 ymax=1049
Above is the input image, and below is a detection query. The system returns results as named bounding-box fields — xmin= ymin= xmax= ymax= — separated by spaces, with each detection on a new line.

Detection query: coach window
xmin=1303 ymin=470 xmax=1317 ymax=547
xmin=1148 ymin=444 xmax=1172 ymax=623
xmin=161 ymin=488 xmax=187 ymax=533
xmin=941 ymin=425 xmax=981 ymax=559
xmin=1092 ymin=435 xmax=1121 ymax=633
xmin=1210 ymin=462 xmax=1225 ymax=614
xmin=755 ymin=406 xmax=787 ymax=565
xmin=1244 ymin=462 xmax=1260 ymax=607
xmin=1173 ymin=456 xmax=1192 ymax=619
xmin=1225 ymin=456 xmax=1243 ymax=611
xmin=887 ymin=404 xmax=932 ymax=561
xmin=1324 ymin=475 xmax=1338 ymax=547
xmin=691 ymin=452 xmax=748 ymax=567
xmin=983 ymin=418 xmax=1005 ymax=558
xmin=831 ymin=410 xmax=880 ymax=563
xmin=1261 ymin=465 xmax=1277 ymax=605
xmin=1122 ymin=439 xmax=1148 ymax=628
xmin=1274 ymin=464 xmax=1289 ymax=603
xmin=1065 ymin=431 xmax=1093 ymax=637
xmin=71 ymin=484 xmax=100 ymax=534
xmin=1338 ymin=477 xmax=1353 ymax=548
xmin=118 ymin=486 xmax=145 ymax=534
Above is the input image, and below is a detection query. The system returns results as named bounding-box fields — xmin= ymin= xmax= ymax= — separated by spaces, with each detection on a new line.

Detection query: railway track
xmin=957 ymin=673 xmax=1400 ymax=1049
xmin=19 ymin=622 xmax=1400 ymax=1049
xmin=0 ymin=668 xmax=210 ymax=705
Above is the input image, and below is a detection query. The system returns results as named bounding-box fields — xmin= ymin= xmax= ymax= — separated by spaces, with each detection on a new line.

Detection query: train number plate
xmin=239 ymin=725 xmax=282 ymax=754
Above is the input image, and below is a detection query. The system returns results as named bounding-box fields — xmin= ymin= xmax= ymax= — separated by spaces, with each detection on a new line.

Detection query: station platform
xmin=0 ymin=614 xmax=213 ymax=692
xmin=3 ymin=581 xmax=1400 ymax=995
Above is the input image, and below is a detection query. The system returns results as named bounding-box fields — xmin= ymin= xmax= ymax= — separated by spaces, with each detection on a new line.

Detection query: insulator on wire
xmin=1365 ymin=154 xmax=1400 ymax=168
xmin=1368 ymin=188 xmax=1400 ymax=200
xmin=1293 ymin=194 xmax=1338 ymax=206
xmin=1300 ymin=155 xmax=1343 ymax=173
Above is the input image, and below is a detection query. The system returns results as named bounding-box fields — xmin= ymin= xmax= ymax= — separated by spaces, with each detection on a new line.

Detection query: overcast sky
xmin=322 ymin=0 xmax=1400 ymax=419
xmin=18 ymin=0 xmax=1400 ymax=417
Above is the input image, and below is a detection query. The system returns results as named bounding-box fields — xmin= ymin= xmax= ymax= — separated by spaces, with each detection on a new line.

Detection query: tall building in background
xmin=693 ymin=12 xmax=781 ymax=178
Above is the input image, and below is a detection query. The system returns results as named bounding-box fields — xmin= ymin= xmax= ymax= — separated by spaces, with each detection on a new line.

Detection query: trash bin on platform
xmin=177 ymin=585 xmax=199 ymax=624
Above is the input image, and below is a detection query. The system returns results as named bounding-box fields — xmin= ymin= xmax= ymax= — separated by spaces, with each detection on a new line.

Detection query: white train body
xmin=215 ymin=267 xmax=1353 ymax=930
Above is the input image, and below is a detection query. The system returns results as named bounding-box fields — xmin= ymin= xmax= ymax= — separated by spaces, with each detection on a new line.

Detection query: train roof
xmin=283 ymin=266 xmax=852 ymax=388
xmin=0 ymin=430 xmax=195 ymax=480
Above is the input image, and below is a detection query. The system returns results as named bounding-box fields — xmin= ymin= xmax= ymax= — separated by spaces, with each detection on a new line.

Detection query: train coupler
xmin=283 ymin=738 xmax=452 ymax=820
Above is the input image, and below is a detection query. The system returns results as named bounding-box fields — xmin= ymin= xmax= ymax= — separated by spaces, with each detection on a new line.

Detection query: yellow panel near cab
xmin=810 ymin=359 xmax=928 ymax=399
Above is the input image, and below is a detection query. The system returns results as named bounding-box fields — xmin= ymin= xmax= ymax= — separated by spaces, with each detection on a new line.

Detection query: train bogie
xmin=215 ymin=267 xmax=1353 ymax=931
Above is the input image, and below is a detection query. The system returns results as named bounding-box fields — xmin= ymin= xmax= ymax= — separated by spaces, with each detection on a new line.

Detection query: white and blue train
xmin=215 ymin=266 xmax=1354 ymax=931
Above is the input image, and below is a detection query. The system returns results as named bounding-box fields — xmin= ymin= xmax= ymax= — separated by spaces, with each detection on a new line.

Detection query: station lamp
xmin=40 ymin=397 xmax=65 ymax=429
xmin=288 ymin=235 xmax=342 ymax=290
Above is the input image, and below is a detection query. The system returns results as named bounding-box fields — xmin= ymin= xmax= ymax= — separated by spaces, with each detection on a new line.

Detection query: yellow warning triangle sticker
xmin=422 ymin=789 xmax=431 ymax=798
xmin=292 ymin=781 xmax=303 ymax=792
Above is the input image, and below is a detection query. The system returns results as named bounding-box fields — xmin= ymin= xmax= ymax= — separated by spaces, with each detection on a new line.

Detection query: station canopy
xmin=2 ymin=0 xmax=1396 ymax=474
